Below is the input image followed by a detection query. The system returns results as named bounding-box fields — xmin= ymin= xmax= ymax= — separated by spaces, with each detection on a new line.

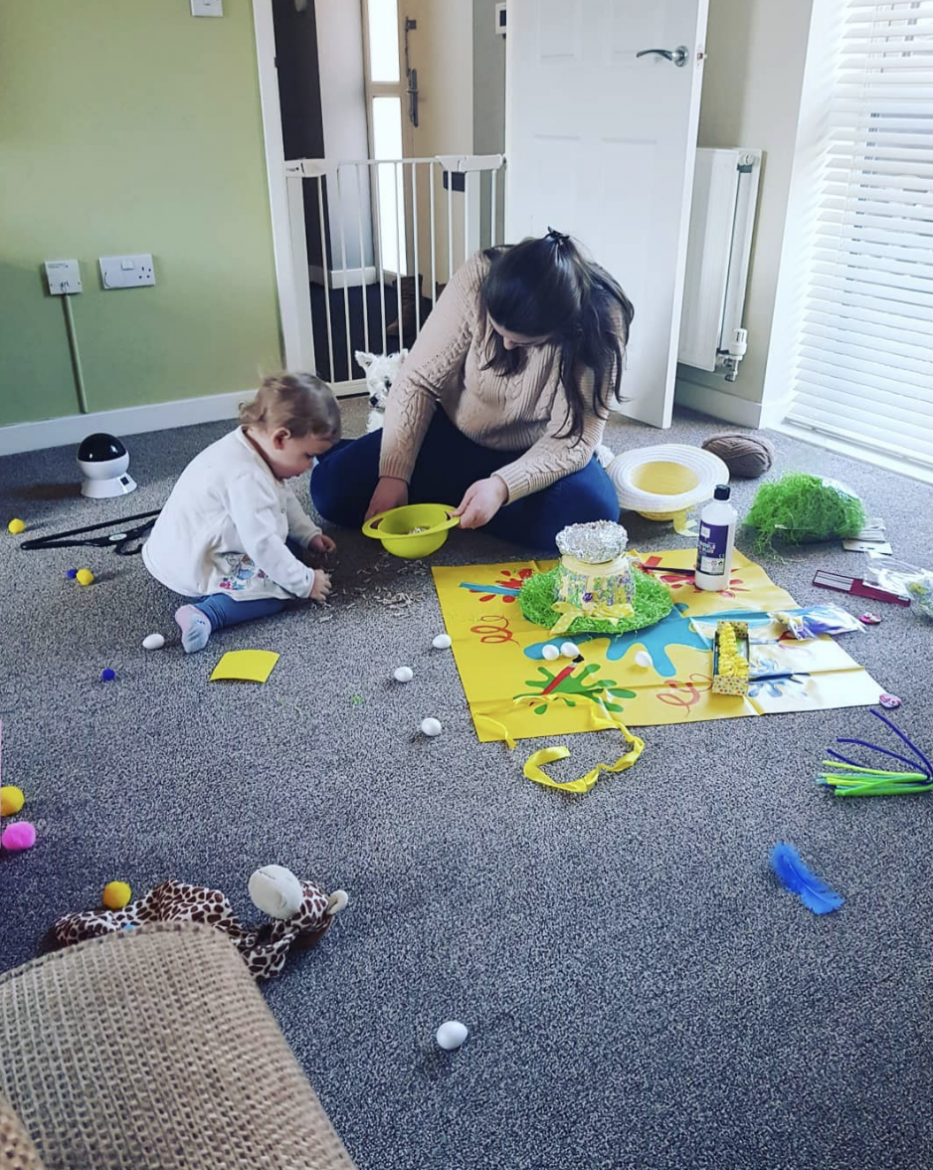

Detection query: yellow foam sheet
xmin=432 ymin=549 xmax=885 ymax=743
xmin=210 ymin=649 xmax=280 ymax=684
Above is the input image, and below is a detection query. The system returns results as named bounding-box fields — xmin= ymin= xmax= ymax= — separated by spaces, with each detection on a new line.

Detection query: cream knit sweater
xmin=379 ymin=252 xmax=624 ymax=502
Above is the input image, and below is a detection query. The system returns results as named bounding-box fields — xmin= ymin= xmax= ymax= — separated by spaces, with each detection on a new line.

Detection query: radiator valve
xmin=721 ymin=328 xmax=748 ymax=382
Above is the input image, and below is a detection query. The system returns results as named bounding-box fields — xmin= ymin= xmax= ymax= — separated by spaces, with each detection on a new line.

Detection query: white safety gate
xmin=280 ymin=153 xmax=506 ymax=392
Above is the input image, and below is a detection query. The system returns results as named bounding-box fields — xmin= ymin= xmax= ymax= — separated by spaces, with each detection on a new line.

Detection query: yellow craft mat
xmin=432 ymin=549 xmax=885 ymax=743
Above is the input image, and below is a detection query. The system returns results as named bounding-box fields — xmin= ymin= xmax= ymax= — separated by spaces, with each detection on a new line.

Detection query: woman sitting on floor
xmin=309 ymin=229 xmax=634 ymax=550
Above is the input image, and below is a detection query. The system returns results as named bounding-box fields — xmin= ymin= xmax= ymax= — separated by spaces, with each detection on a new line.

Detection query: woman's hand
xmin=455 ymin=476 xmax=509 ymax=529
xmin=308 ymin=533 xmax=336 ymax=556
xmin=365 ymin=476 xmax=409 ymax=521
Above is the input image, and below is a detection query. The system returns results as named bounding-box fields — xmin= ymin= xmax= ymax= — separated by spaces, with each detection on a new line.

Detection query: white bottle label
xmin=697 ymin=522 xmax=729 ymax=576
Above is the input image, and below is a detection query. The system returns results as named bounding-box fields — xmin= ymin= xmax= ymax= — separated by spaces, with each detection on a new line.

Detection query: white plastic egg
xmin=634 ymin=650 xmax=653 ymax=669
xmin=394 ymin=666 xmax=414 ymax=683
xmin=142 ymin=633 xmax=165 ymax=651
xmin=421 ymin=717 xmax=443 ymax=737
xmin=560 ymin=642 xmax=580 ymax=659
xmin=435 ymin=1020 xmax=469 ymax=1050
xmin=541 ymin=644 xmax=560 ymax=661
xmin=432 ymin=633 xmax=452 ymax=650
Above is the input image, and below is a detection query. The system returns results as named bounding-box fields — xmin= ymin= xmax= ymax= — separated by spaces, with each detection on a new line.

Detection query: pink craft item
xmin=1 ymin=822 xmax=36 ymax=851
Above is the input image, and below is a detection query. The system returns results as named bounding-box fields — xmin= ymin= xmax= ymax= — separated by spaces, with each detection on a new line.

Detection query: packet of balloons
xmin=770 ymin=605 xmax=865 ymax=640
xmin=865 ymin=559 xmax=933 ymax=620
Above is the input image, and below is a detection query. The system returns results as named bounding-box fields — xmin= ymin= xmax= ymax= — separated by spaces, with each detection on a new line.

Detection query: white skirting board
xmin=0 ymin=380 xmax=368 ymax=458
xmin=674 ymin=370 xmax=793 ymax=432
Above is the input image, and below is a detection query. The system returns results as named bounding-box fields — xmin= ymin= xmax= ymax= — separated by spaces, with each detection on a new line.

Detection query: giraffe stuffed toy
xmin=51 ymin=865 xmax=349 ymax=980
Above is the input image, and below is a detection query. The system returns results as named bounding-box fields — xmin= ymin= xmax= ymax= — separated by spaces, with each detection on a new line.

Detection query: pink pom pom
xmin=1 ymin=822 xmax=36 ymax=852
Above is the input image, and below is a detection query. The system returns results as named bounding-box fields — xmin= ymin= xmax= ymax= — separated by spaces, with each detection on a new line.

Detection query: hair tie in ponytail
xmin=546 ymin=226 xmax=571 ymax=248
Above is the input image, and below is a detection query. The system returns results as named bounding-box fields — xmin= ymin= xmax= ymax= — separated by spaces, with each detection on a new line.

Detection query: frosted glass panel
xmin=367 ymin=0 xmax=400 ymax=83
xmin=373 ymin=97 xmax=406 ymax=275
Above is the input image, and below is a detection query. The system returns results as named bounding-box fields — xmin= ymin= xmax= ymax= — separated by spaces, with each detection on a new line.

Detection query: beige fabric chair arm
xmin=0 ymin=923 xmax=356 ymax=1170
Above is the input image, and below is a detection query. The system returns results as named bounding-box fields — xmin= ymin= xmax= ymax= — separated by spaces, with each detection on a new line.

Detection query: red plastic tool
xmin=812 ymin=569 xmax=911 ymax=607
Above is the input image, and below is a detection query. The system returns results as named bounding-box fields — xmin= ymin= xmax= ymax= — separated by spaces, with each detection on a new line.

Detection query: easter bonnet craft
xmin=519 ymin=520 xmax=673 ymax=636
xmin=745 ymin=473 xmax=867 ymax=553
xmin=51 ymin=865 xmax=349 ymax=981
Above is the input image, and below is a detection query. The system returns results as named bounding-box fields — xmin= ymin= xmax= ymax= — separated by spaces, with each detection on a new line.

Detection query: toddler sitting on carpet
xmin=143 ymin=372 xmax=340 ymax=653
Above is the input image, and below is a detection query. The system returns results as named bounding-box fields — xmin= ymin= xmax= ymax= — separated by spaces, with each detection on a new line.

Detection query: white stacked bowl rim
xmin=606 ymin=444 xmax=730 ymax=514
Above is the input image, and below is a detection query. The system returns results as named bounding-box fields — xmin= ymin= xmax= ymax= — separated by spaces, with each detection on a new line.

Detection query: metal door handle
xmin=636 ymin=45 xmax=689 ymax=67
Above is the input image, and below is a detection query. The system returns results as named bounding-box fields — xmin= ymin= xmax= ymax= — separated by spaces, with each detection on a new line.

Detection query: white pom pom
xmin=634 ymin=650 xmax=653 ymax=668
xmin=560 ymin=642 xmax=580 ymax=659
xmin=432 ymin=633 xmax=452 ymax=650
xmin=394 ymin=666 xmax=414 ymax=682
xmin=142 ymin=633 xmax=165 ymax=651
xmin=421 ymin=717 xmax=443 ymax=737
xmin=435 ymin=1020 xmax=468 ymax=1050
xmin=248 ymin=865 xmax=304 ymax=920
xmin=541 ymin=644 xmax=560 ymax=661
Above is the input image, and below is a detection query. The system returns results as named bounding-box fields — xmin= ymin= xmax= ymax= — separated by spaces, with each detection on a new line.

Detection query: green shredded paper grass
xmin=745 ymin=472 xmax=867 ymax=553
xmin=519 ymin=566 xmax=674 ymax=635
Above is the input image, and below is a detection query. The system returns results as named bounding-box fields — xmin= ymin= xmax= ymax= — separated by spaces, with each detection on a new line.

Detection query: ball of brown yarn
xmin=701 ymin=433 xmax=775 ymax=478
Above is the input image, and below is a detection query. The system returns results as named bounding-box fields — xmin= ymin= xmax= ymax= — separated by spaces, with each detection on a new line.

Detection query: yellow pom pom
xmin=75 ymin=569 xmax=95 ymax=586
xmin=103 ymin=881 xmax=132 ymax=910
xmin=7 ymin=519 xmax=25 ymax=535
xmin=0 ymin=786 xmax=25 ymax=817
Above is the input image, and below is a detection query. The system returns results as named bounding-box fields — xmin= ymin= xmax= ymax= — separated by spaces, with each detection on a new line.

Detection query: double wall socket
xmin=99 ymin=254 xmax=155 ymax=290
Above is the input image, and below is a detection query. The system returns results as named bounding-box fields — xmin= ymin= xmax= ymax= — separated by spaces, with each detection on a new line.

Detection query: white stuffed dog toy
xmin=355 ymin=349 xmax=409 ymax=433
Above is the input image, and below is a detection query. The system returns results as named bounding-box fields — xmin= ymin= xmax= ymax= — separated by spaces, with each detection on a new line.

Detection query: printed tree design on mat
xmin=514 ymin=663 xmax=637 ymax=717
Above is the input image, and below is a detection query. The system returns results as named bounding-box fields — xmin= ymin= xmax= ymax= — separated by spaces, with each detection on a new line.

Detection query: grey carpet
xmin=2 ymin=401 xmax=932 ymax=1170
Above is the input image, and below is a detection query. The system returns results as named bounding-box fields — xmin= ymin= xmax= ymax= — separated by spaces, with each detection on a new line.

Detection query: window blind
xmin=785 ymin=0 xmax=933 ymax=472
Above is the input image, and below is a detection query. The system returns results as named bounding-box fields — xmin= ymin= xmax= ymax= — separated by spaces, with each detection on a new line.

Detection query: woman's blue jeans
xmin=310 ymin=410 xmax=618 ymax=550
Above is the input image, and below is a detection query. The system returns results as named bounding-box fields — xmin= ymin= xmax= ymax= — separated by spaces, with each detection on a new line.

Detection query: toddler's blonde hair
xmin=240 ymin=372 xmax=341 ymax=441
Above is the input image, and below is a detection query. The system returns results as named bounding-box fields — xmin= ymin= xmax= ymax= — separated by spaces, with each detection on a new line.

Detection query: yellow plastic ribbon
xmin=522 ymin=724 xmax=645 ymax=794
xmin=475 ymin=715 xmax=516 ymax=750
xmin=549 ymin=600 xmax=636 ymax=635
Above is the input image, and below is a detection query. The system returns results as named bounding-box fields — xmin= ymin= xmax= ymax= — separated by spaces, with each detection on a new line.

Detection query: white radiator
xmin=678 ymin=148 xmax=761 ymax=380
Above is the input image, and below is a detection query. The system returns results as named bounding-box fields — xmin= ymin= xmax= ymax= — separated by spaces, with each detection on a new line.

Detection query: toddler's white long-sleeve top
xmin=142 ymin=427 xmax=321 ymax=601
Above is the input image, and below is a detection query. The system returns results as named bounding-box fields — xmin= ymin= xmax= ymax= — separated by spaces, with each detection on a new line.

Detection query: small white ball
xmin=634 ymin=650 xmax=653 ymax=669
xmin=560 ymin=642 xmax=580 ymax=659
xmin=421 ymin=717 xmax=443 ymax=737
xmin=142 ymin=633 xmax=165 ymax=651
xmin=541 ymin=644 xmax=560 ymax=661
xmin=432 ymin=633 xmax=452 ymax=650
xmin=394 ymin=666 xmax=414 ymax=683
xmin=435 ymin=1020 xmax=468 ymax=1050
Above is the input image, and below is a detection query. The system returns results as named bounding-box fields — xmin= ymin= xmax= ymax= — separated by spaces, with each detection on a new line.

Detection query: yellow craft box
xmin=712 ymin=620 xmax=750 ymax=697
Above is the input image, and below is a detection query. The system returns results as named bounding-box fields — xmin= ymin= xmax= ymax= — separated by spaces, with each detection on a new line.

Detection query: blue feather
xmin=770 ymin=841 xmax=844 ymax=915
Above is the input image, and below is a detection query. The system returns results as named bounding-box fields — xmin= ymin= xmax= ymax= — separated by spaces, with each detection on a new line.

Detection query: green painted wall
xmin=0 ymin=0 xmax=282 ymax=428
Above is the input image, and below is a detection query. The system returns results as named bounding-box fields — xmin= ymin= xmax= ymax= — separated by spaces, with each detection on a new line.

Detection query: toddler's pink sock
xmin=175 ymin=605 xmax=212 ymax=654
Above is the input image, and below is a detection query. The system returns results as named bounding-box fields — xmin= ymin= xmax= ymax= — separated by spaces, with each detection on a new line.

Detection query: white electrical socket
xmin=45 ymin=259 xmax=82 ymax=296
xmin=190 ymin=0 xmax=223 ymax=15
xmin=99 ymin=254 xmax=156 ymax=290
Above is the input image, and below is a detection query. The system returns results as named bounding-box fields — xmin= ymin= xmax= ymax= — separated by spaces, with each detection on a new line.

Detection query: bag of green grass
xmin=745 ymin=473 xmax=866 ymax=553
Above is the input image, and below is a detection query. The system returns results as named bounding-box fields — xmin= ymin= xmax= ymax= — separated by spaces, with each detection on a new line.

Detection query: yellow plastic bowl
xmin=362 ymin=503 xmax=459 ymax=559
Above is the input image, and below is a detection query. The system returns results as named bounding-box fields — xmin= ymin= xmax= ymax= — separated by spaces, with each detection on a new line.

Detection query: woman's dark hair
xmin=480 ymin=229 xmax=634 ymax=443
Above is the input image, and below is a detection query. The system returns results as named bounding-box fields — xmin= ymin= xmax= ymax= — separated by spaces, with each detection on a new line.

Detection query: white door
xmin=506 ymin=0 xmax=709 ymax=429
